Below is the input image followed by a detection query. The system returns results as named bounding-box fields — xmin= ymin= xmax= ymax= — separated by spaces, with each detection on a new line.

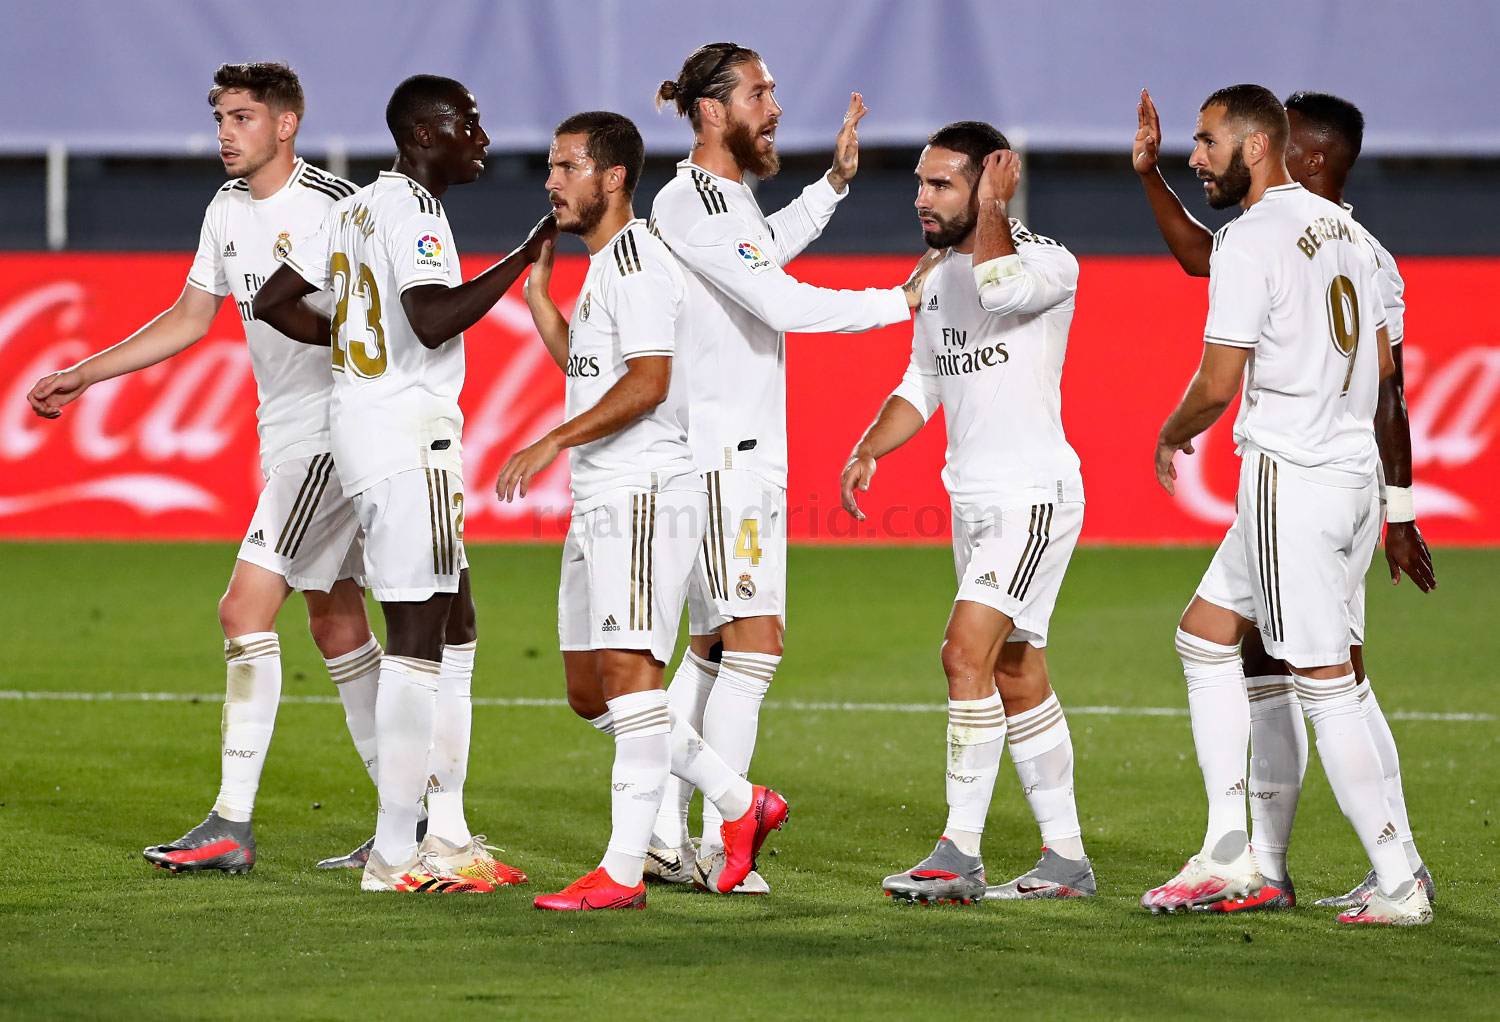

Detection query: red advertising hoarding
xmin=1 ymin=253 xmax=1495 ymax=544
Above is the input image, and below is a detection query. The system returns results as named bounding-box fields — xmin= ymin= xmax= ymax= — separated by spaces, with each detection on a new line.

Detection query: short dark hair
xmin=555 ymin=111 xmax=646 ymax=196
xmin=207 ymin=62 xmax=305 ymax=119
xmin=385 ymin=74 xmax=468 ymax=146
xmin=924 ymin=121 xmax=1011 ymax=179
xmin=1201 ymin=84 xmax=1289 ymax=149
xmin=1284 ymin=91 xmax=1365 ymax=160
xmin=655 ymin=42 xmax=764 ymax=130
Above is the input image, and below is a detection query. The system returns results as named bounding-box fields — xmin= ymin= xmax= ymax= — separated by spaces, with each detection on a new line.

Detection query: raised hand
xmin=1384 ymin=521 xmax=1438 ymax=591
xmin=525 ymin=238 xmax=555 ymax=300
xmin=827 ymin=92 xmax=869 ymax=193
xmin=1133 ymin=88 xmax=1162 ymax=176
xmin=977 ymin=150 xmax=1022 ymax=207
xmin=27 ymin=368 xmax=88 ymax=419
xmin=522 ymin=211 xmax=559 ymax=263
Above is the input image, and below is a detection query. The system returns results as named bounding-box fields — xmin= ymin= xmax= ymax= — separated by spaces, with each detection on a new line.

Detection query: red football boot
xmin=715 ymin=785 xmax=789 ymax=893
xmin=533 ymin=867 xmax=647 ymax=911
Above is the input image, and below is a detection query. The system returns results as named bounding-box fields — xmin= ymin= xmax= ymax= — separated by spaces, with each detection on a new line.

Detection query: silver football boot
xmin=1315 ymin=863 xmax=1436 ymax=909
xmin=882 ymin=838 xmax=986 ymax=904
xmin=985 ymin=847 xmax=1096 ymax=900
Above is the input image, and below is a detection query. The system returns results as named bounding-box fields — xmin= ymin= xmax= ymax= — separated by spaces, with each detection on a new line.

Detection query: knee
xmin=993 ymin=658 xmax=1046 ymax=705
xmin=940 ymin=636 xmax=988 ymax=685
xmin=306 ymin=609 xmax=370 ymax=659
xmin=445 ymin=606 xmax=477 ymax=646
xmin=218 ymin=589 xmax=268 ymax=638
xmin=566 ymin=687 xmax=606 ymax=721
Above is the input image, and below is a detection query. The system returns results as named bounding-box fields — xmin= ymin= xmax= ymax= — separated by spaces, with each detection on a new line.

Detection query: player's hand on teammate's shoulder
xmin=496 ymin=432 xmax=562 ymax=503
xmin=1384 ymin=521 xmax=1438 ymax=592
xmin=826 ymin=92 xmax=868 ymax=194
xmin=977 ymin=149 xmax=1022 ymax=208
xmin=1133 ymin=88 xmax=1162 ymax=176
xmin=839 ymin=449 xmax=877 ymax=521
xmin=1153 ymin=434 xmax=1195 ymax=496
xmin=26 ymin=368 xmax=88 ymax=419
xmin=522 ymin=212 xmax=559 ymax=264
xmin=903 ymin=247 xmax=946 ymax=309
xmin=526 ymin=238 xmax=555 ymax=299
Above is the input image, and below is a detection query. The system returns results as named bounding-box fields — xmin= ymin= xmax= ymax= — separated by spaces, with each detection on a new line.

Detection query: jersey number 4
xmin=330 ymin=252 xmax=389 ymax=378
xmin=1326 ymin=274 xmax=1359 ymax=397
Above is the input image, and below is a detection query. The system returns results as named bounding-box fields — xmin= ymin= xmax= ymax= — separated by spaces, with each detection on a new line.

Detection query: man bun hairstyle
xmin=207 ymin=62 xmax=305 ymax=119
xmin=1284 ymin=91 xmax=1365 ymax=160
xmin=655 ymin=42 xmax=763 ymax=129
xmin=554 ymin=111 xmax=646 ymax=196
xmin=1201 ymin=83 xmax=1290 ymax=150
xmin=386 ymin=74 xmax=468 ymax=146
xmin=925 ymin=120 xmax=1011 ymax=179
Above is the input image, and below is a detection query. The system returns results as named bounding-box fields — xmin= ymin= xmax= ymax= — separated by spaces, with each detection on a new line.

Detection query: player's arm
xmin=841 ymin=326 xmax=940 ymax=520
xmin=496 ymin=356 xmax=670 ymax=501
xmin=402 ymin=214 xmax=557 ymax=349
xmin=765 ymin=92 xmax=866 ymax=264
xmin=522 ymin=239 xmax=568 ymax=370
xmin=1375 ymin=331 xmax=1435 ymax=590
xmin=1154 ymin=341 xmax=1251 ymax=494
xmin=27 ymin=284 xmax=222 ymax=419
xmin=971 ymin=151 xmax=1078 ymax=315
xmin=1132 ymin=88 xmax=1213 ymax=277
xmin=252 ymin=266 xmax=330 ymax=345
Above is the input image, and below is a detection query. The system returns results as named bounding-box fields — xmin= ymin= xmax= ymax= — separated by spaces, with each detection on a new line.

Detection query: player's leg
xmin=697 ymin=472 xmax=786 ymax=859
xmin=427 ymin=568 xmax=475 ymax=845
xmin=356 ymin=469 xmax=488 ymax=893
xmin=1241 ymin=629 xmax=1304 ymax=907
xmin=987 ymin=645 xmax=1096 ymax=900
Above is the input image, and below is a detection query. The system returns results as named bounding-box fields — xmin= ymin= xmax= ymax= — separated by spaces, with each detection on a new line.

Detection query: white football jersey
xmin=565 ymin=220 xmax=696 ymax=507
xmin=893 ymin=223 xmax=1084 ymax=518
xmin=284 ymin=170 xmax=464 ymax=497
xmin=1345 ymin=203 xmax=1406 ymax=346
xmin=186 ymin=158 xmax=354 ymax=476
xmin=650 ymin=160 xmax=910 ymax=489
xmin=1205 ymin=183 xmax=1387 ymax=486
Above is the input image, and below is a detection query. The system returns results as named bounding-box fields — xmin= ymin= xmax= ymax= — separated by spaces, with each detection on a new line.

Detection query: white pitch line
xmin=0 ymin=689 xmax=1492 ymax=723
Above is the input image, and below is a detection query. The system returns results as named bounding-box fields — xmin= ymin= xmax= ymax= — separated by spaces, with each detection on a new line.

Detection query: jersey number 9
xmin=1326 ymin=274 xmax=1360 ymax=397
xmin=330 ymin=252 xmax=389 ymax=378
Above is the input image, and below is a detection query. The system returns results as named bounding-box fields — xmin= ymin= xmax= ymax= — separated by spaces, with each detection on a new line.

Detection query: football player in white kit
xmin=500 ymin=111 xmax=788 ymax=910
xmin=839 ymin=123 xmax=1095 ymax=905
xmin=1140 ymin=85 xmax=1430 ymax=925
xmin=256 ymin=74 xmax=554 ymax=893
xmin=27 ymin=63 xmax=383 ymax=876
xmin=1133 ymin=89 xmax=1437 ymax=913
xmin=646 ymin=43 xmax=929 ymax=890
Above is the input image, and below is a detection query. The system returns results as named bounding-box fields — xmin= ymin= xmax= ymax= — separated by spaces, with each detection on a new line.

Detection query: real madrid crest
xmin=579 ymin=291 xmax=591 ymax=322
xmin=273 ymin=231 xmax=293 ymax=261
xmin=735 ymin=573 xmax=756 ymax=600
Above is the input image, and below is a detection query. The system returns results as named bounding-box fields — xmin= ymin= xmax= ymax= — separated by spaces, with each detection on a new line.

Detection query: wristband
xmin=1384 ymin=485 xmax=1415 ymax=524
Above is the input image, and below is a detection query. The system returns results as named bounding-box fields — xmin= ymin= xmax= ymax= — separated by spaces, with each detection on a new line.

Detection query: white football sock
xmin=326 ymin=636 xmax=382 ymax=789
xmin=588 ymin=710 xmax=615 ymax=735
xmin=699 ymin=651 xmax=777 ymax=853
xmin=1247 ymin=674 xmax=1305 ymax=882
xmin=371 ymin=655 xmax=440 ymax=866
xmin=598 ymin=689 xmax=671 ymax=887
xmin=1358 ymin=677 xmax=1423 ymax=871
xmin=943 ymin=690 xmax=1006 ymax=857
xmin=653 ymin=650 xmax=719 ymax=847
xmin=214 ymin=633 xmax=282 ymax=823
xmin=1295 ymin=673 xmax=1414 ymax=896
xmin=426 ymin=640 xmax=476 ymax=845
xmin=1007 ymin=692 xmax=1085 ymax=860
xmin=1177 ymin=629 xmax=1251 ymax=857
xmin=669 ymin=710 xmax=752 ymax=825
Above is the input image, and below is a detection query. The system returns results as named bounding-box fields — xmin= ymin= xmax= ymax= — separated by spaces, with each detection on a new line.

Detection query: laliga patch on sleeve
xmin=735 ymin=239 xmax=773 ymax=274
xmin=414 ymin=233 xmax=446 ymax=271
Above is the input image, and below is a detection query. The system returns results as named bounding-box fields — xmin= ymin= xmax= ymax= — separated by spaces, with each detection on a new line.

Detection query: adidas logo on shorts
xmin=601 ymin=615 xmax=621 ymax=633
xmin=974 ymin=570 xmax=999 ymax=589
xmin=246 ymin=529 xmax=265 ymax=547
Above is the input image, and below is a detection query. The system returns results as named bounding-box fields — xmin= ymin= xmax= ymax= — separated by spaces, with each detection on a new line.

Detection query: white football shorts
xmin=559 ymin=485 xmax=707 ymax=665
xmin=236 ymin=453 xmax=361 ymax=592
xmin=685 ymin=469 xmax=787 ymax=636
xmin=1196 ymin=450 xmax=1380 ymax=668
xmin=352 ymin=466 xmax=467 ymax=603
xmin=952 ymin=500 xmax=1085 ymax=647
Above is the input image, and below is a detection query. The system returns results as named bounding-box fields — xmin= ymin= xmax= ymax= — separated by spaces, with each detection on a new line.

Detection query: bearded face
xmin=724 ymin=107 xmax=781 ymax=179
xmin=1200 ymin=145 xmax=1252 ymax=210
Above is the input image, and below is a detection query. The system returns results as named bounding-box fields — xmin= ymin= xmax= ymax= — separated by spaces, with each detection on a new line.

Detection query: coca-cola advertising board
xmin=2 ymin=253 xmax=1495 ymax=544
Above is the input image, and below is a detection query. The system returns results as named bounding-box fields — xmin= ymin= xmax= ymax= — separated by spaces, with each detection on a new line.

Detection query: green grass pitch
xmin=1 ymin=541 xmax=1496 ymax=1019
